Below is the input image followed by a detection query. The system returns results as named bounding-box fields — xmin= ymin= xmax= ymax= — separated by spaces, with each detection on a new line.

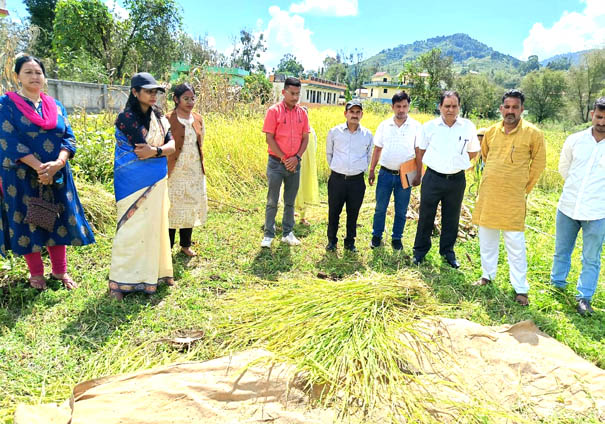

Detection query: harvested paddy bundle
xmin=220 ymin=272 xmax=519 ymax=423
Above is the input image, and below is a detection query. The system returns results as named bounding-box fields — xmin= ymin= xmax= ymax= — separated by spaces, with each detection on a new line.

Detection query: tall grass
xmin=202 ymin=106 xmax=435 ymax=199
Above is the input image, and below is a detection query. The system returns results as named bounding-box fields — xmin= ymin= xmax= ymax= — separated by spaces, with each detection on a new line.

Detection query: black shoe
xmin=344 ymin=244 xmax=357 ymax=253
xmin=370 ymin=236 xmax=382 ymax=249
xmin=442 ymin=253 xmax=460 ymax=269
xmin=577 ymin=299 xmax=594 ymax=316
xmin=391 ymin=239 xmax=403 ymax=251
xmin=325 ymin=242 xmax=337 ymax=252
xmin=412 ymin=255 xmax=424 ymax=265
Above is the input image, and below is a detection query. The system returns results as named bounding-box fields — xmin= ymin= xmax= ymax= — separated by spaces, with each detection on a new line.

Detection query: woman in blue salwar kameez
xmin=0 ymin=56 xmax=95 ymax=290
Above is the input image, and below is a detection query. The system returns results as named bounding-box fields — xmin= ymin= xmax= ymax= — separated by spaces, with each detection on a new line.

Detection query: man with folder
xmin=368 ymin=91 xmax=422 ymax=251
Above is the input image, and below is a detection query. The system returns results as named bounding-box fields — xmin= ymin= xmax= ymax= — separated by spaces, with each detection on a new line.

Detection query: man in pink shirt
xmin=261 ymin=77 xmax=310 ymax=247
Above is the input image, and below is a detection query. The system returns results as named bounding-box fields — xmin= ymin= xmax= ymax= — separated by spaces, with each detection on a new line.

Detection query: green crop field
xmin=0 ymin=105 xmax=602 ymax=423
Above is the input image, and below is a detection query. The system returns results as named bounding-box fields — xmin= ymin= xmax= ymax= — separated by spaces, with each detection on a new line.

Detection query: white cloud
xmin=521 ymin=0 xmax=605 ymax=60
xmin=105 ymin=0 xmax=129 ymax=20
xmin=289 ymin=0 xmax=358 ymax=17
xmin=258 ymin=6 xmax=335 ymax=71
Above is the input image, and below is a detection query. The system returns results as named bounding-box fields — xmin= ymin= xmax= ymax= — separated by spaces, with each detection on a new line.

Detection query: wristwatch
xmin=295 ymin=154 xmax=302 ymax=162
xmin=156 ymin=147 xmax=163 ymax=157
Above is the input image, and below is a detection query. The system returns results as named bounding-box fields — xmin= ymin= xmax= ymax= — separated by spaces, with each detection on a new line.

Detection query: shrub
xmin=70 ymin=111 xmax=116 ymax=189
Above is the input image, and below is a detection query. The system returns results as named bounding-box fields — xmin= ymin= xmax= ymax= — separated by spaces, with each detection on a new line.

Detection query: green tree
xmin=400 ymin=48 xmax=454 ymax=112
xmin=125 ymin=0 xmax=182 ymax=78
xmin=52 ymin=0 xmax=116 ymax=81
xmin=24 ymin=0 xmax=57 ymax=58
xmin=241 ymin=72 xmax=273 ymax=104
xmin=275 ymin=53 xmax=304 ymax=76
xmin=52 ymin=0 xmax=182 ymax=81
xmin=322 ymin=55 xmax=346 ymax=83
xmin=455 ymin=74 xmax=500 ymax=118
xmin=230 ymin=29 xmax=266 ymax=72
xmin=546 ymin=56 xmax=571 ymax=71
xmin=491 ymin=69 xmax=521 ymax=89
xmin=521 ymin=68 xmax=567 ymax=123
xmin=567 ymin=49 xmax=605 ymax=122
xmin=345 ymin=49 xmax=367 ymax=93
xmin=520 ymin=54 xmax=540 ymax=75
xmin=177 ymin=34 xmax=227 ymax=67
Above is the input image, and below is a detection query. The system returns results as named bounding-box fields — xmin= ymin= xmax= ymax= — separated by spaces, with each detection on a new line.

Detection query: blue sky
xmin=6 ymin=0 xmax=605 ymax=71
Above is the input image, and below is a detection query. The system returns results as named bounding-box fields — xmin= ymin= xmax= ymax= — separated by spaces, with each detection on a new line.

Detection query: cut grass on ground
xmin=1 ymin=184 xmax=603 ymax=423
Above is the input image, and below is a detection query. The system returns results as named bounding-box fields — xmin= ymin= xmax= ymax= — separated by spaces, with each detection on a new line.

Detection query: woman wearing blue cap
xmin=108 ymin=72 xmax=176 ymax=300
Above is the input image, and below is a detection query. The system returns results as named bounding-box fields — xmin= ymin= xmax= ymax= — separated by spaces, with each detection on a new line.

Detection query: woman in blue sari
xmin=108 ymin=72 xmax=176 ymax=300
xmin=0 ymin=55 xmax=95 ymax=290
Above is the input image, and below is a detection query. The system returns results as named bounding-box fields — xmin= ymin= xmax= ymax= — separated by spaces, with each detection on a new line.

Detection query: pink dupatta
xmin=6 ymin=91 xmax=58 ymax=130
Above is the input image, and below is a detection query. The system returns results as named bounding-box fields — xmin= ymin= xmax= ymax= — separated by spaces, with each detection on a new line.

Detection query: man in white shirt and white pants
xmin=413 ymin=91 xmax=480 ymax=268
xmin=550 ymin=97 xmax=605 ymax=316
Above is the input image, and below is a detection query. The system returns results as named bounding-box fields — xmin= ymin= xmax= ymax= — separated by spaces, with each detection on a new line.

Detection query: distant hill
xmin=540 ymin=50 xmax=593 ymax=67
xmin=361 ymin=33 xmax=522 ymax=76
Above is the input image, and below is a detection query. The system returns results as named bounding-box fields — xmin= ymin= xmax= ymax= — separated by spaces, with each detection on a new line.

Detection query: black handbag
xmin=24 ymin=184 xmax=62 ymax=232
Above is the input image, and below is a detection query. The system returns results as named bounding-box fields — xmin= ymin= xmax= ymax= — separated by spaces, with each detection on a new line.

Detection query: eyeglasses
xmin=142 ymin=89 xmax=159 ymax=96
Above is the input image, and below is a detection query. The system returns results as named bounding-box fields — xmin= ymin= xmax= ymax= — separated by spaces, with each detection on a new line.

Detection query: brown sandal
xmin=514 ymin=293 xmax=529 ymax=306
xmin=159 ymin=277 xmax=176 ymax=287
xmin=51 ymin=273 xmax=78 ymax=290
xmin=108 ymin=288 xmax=124 ymax=300
xmin=29 ymin=275 xmax=47 ymax=290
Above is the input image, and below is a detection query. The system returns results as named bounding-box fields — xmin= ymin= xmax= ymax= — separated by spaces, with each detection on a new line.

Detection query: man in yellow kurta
xmin=472 ymin=89 xmax=546 ymax=306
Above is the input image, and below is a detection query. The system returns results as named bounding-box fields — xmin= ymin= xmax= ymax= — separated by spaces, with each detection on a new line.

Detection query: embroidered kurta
xmin=472 ymin=119 xmax=546 ymax=231
xmin=0 ymin=94 xmax=95 ymax=256
xmin=167 ymin=115 xmax=207 ymax=229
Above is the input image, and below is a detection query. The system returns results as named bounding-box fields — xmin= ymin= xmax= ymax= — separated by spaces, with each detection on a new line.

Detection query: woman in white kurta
xmin=166 ymin=83 xmax=207 ymax=257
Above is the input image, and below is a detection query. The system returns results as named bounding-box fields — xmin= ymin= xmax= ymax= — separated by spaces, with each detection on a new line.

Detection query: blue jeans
xmin=372 ymin=167 xmax=411 ymax=240
xmin=550 ymin=209 xmax=605 ymax=301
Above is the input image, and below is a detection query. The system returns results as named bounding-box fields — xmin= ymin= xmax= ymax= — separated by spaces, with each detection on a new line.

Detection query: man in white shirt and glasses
xmin=413 ymin=91 xmax=480 ymax=268
xmin=325 ymin=99 xmax=373 ymax=252
xmin=550 ymin=97 xmax=605 ymax=316
xmin=368 ymin=91 xmax=422 ymax=251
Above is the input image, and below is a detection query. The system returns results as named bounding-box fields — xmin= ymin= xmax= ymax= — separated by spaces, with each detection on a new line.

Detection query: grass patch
xmin=1 ymin=108 xmax=604 ymax=423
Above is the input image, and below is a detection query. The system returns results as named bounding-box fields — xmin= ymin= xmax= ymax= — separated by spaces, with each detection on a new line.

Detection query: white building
xmin=270 ymin=75 xmax=346 ymax=106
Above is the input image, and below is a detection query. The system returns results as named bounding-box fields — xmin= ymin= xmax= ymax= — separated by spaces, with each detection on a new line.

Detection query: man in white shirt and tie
xmin=413 ymin=91 xmax=480 ymax=268
xmin=550 ymin=97 xmax=605 ymax=316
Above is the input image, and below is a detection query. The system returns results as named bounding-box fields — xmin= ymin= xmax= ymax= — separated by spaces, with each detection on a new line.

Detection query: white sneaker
xmin=260 ymin=237 xmax=273 ymax=248
xmin=281 ymin=232 xmax=301 ymax=246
